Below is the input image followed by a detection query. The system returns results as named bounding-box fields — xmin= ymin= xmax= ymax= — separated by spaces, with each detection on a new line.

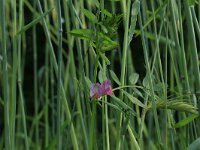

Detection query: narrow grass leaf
xmin=122 ymin=90 xmax=146 ymax=108
xmin=99 ymin=99 xmax=123 ymax=112
xmin=134 ymin=30 xmax=175 ymax=46
xmin=173 ymin=114 xmax=199 ymax=128
xmin=109 ymin=95 xmax=136 ymax=115
xmin=136 ymin=0 xmax=168 ymax=36
xmin=121 ymin=115 xmax=130 ymax=135
xmin=16 ymin=8 xmax=54 ymax=35
xmin=110 ymin=70 xmax=121 ymax=85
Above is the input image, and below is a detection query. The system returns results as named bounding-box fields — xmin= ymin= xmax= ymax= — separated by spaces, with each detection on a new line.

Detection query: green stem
xmin=11 ymin=0 xmax=17 ymax=149
xmin=138 ymin=7 xmax=162 ymax=145
xmin=36 ymin=0 xmax=79 ymax=149
xmin=44 ymin=1 xmax=50 ymax=147
xmin=33 ymin=0 xmax=39 ymax=147
xmin=183 ymin=0 xmax=200 ymax=92
xmin=117 ymin=0 xmax=131 ymax=148
xmin=17 ymin=1 xmax=29 ymax=149
xmin=56 ymin=0 xmax=63 ymax=148
xmin=1 ymin=0 xmax=10 ymax=149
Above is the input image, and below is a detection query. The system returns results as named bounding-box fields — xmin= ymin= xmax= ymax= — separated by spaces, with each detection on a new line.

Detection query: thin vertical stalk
xmin=183 ymin=0 xmax=200 ymax=92
xmin=138 ymin=8 xmax=162 ymax=146
xmin=63 ymin=0 xmax=88 ymax=149
xmin=177 ymin=0 xmax=191 ymax=96
xmin=17 ymin=1 xmax=29 ymax=149
xmin=100 ymin=0 xmax=110 ymax=149
xmin=117 ymin=0 xmax=131 ymax=149
xmin=44 ymin=43 xmax=49 ymax=147
xmin=89 ymin=54 xmax=99 ymax=150
xmin=1 ymin=0 xmax=10 ymax=149
xmin=11 ymin=0 xmax=17 ymax=149
xmin=56 ymin=0 xmax=63 ymax=148
xmin=150 ymin=2 xmax=169 ymax=148
xmin=44 ymin=1 xmax=49 ymax=147
xmin=36 ymin=0 xmax=79 ymax=149
xmin=67 ymin=2 xmax=87 ymax=149
xmin=191 ymin=7 xmax=200 ymax=44
xmin=33 ymin=0 xmax=39 ymax=147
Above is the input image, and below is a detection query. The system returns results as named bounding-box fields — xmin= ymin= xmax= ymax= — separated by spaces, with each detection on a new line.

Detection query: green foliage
xmin=123 ymin=90 xmax=146 ymax=108
xmin=173 ymin=114 xmax=199 ymax=128
xmin=71 ymin=7 xmax=122 ymax=53
xmin=81 ymin=9 xmax=97 ymax=23
xmin=70 ymin=29 xmax=94 ymax=41
xmin=129 ymin=73 xmax=139 ymax=85
xmin=147 ymin=99 xmax=198 ymax=114
xmin=188 ymin=137 xmax=200 ymax=150
xmin=1 ymin=0 xmax=200 ymax=149
xmin=110 ymin=69 xmax=121 ymax=85
xmin=128 ymin=0 xmax=140 ymax=45
xmin=16 ymin=8 xmax=54 ymax=35
xmin=188 ymin=0 xmax=196 ymax=6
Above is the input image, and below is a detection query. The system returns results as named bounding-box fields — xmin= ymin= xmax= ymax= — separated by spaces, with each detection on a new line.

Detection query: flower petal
xmin=101 ymin=80 xmax=113 ymax=95
xmin=90 ymin=83 xmax=100 ymax=98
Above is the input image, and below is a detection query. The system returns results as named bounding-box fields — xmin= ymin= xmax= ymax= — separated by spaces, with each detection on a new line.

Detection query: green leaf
xmin=121 ymin=115 xmax=130 ymax=135
xmin=128 ymin=0 xmax=140 ymax=45
xmin=16 ymin=8 xmax=54 ymax=35
xmin=100 ymin=53 xmax=110 ymax=65
xmin=98 ymin=69 xmax=107 ymax=83
xmin=84 ymin=76 xmax=92 ymax=88
xmin=142 ymin=75 xmax=149 ymax=89
xmin=97 ymin=32 xmax=118 ymax=51
xmin=110 ymin=95 xmax=136 ymax=115
xmin=101 ymin=43 xmax=118 ymax=51
xmin=133 ymin=88 xmax=143 ymax=98
xmin=122 ymin=90 xmax=146 ymax=108
xmin=142 ymin=74 xmax=155 ymax=89
xmin=99 ymin=23 xmax=108 ymax=34
xmin=173 ymin=114 xmax=199 ymax=128
xmin=102 ymin=9 xmax=112 ymax=17
xmin=134 ymin=30 xmax=175 ymax=46
xmin=99 ymin=99 xmax=123 ymax=112
xmin=70 ymin=29 xmax=94 ymax=41
xmin=109 ymin=70 xmax=121 ymax=85
xmin=188 ymin=137 xmax=200 ymax=150
xmin=188 ymin=0 xmax=196 ymax=6
xmin=81 ymin=9 xmax=97 ymax=23
xmin=129 ymin=73 xmax=139 ymax=85
xmin=137 ymin=0 xmax=168 ymax=33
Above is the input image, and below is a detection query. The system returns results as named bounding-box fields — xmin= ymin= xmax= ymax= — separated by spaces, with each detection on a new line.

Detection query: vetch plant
xmin=1 ymin=0 xmax=200 ymax=149
xmin=90 ymin=79 xmax=113 ymax=99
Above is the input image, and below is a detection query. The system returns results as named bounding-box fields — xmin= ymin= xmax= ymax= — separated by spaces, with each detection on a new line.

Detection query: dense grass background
xmin=0 ymin=0 xmax=200 ymax=149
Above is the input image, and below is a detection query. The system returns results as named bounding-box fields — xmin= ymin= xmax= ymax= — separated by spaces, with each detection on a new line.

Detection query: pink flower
xmin=90 ymin=83 xmax=101 ymax=98
xmin=100 ymin=80 xmax=113 ymax=95
xmin=90 ymin=80 xmax=112 ymax=99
